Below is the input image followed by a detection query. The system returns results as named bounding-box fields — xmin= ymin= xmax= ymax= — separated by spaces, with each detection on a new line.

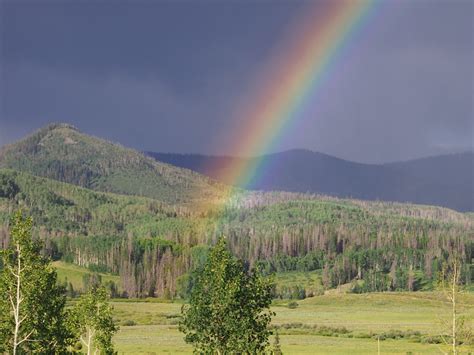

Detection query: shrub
xmin=287 ymin=301 xmax=299 ymax=309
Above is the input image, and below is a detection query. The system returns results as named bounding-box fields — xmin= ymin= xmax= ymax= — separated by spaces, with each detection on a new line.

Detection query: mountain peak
xmin=0 ymin=123 xmax=227 ymax=205
xmin=42 ymin=122 xmax=79 ymax=132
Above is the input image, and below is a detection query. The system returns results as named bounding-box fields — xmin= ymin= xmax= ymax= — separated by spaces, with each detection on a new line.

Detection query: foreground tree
xmin=69 ymin=286 xmax=118 ymax=355
xmin=0 ymin=210 xmax=73 ymax=354
xmin=438 ymin=255 xmax=473 ymax=354
xmin=180 ymin=237 xmax=275 ymax=353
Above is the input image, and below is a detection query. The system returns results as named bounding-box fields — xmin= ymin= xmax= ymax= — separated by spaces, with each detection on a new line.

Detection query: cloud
xmin=1 ymin=0 xmax=472 ymax=163
xmin=1 ymin=61 xmax=238 ymax=152
xmin=273 ymin=44 xmax=473 ymax=163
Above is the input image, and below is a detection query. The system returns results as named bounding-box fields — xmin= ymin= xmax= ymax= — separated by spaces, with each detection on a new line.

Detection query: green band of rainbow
xmin=203 ymin=0 xmax=378 ymax=208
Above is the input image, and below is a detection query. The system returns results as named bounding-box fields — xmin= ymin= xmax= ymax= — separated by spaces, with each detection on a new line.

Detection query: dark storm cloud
xmin=1 ymin=0 xmax=472 ymax=163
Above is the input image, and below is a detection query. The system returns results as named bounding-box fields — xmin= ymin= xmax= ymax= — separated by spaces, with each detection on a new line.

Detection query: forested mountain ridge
xmin=0 ymin=124 xmax=472 ymax=298
xmin=146 ymin=150 xmax=474 ymax=212
xmin=0 ymin=123 xmax=229 ymax=206
xmin=2 ymin=167 xmax=471 ymax=240
xmin=1 ymin=168 xmax=472 ymax=298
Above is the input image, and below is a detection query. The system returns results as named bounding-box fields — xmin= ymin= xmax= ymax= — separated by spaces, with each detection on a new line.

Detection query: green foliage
xmin=83 ymin=272 xmax=102 ymax=292
xmin=0 ymin=123 xmax=227 ymax=205
xmin=0 ymin=168 xmax=191 ymax=239
xmin=176 ymin=245 xmax=211 ymax=299
xmin=69 ymin=286 xmax=118 ymax=354
xmin=0 ymin=174 xmax=19 ymax=199
xmin=0 ymin=168 xmax=472 ymax=297
xmin=53 ymin=261 xmax=121 ymax=296
xmin=180 ymin=237 xmax=275 ymax=353
xmin=273 ymin=330 xmax=282 ymax=354
xmin=110 ymin=292 xmax=474 ymax=354
xmin=0 ymin=211 xmax=74 ymax=353
xmin=287 ymin=301 xmax=299 ymax=309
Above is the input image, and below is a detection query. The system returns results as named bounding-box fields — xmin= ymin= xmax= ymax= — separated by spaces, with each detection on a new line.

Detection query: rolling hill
xmin=1 ymin=167 xmax=472 ymax=298
xmin=0 ymin=123 xmax=472 ymax=298
xmin=0 ymin=123 xmax=228 ymax=206
xmin=3 ymin=123 xmax=471 ymax=212
xmin=146 ymin=149 xmax=474 ymax=212
xmin=0 ymin=168 xmax=193 ymax=238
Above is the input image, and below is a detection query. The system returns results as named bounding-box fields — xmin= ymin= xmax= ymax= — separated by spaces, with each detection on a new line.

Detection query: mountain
xmin=1 ymin=123 xmax=471 ymax=212
xmin=146 ymin=149 xmax=474 ymax=212
xmin=0 ymin=124 xmax=472 ymax=298
xmin=0 ymin=123 xmax=228 ymax=206
xmin=1 ymin=167 xmax=472 ymax=298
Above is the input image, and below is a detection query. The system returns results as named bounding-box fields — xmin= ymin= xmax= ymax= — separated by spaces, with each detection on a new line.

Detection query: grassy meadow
xmin=53 ymin=262 xmax=474 ymax=353
xmin=53 ymin=261 xmax=121 ymax=290
xmin=52 ymin=261 xmax=474 ymax=353
xmin=111 ymin=292 xmax=474 ymax=354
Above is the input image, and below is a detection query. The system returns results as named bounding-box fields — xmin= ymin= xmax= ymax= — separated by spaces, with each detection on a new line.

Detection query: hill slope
xmin=1 ymin=168 xmax=472 ymax=298
xmin=0 ymin=123 xmax=227 ymax=205
xmin=146 ymin=150 xmax=474 ymax=212
xmin=0 ymin=168 xmax=194 ymax=238
xmin=1 ymin=167 xmax=471 ymax=236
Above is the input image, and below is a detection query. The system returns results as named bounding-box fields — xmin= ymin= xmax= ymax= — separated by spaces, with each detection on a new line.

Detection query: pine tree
xmin=180 ymin=237 xmax=275 ymax=353
xmin=0 ymin=210 xmax=73 ymax=353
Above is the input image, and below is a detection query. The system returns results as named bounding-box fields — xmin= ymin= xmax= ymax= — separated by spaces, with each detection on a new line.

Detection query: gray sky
xmin=1 ymin=0 xmax=472 ymax=163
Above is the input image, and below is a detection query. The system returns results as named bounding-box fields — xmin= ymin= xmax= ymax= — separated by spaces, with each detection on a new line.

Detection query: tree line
xmin=1 ymin=211 xmax=472 ymax=354
xmin=0 ymin=211 xmax=278 ymax=354
xmin=1 ymin=169 xmax=473 ymax=299
xmin=48 ymin=211 xmax=472 ymax=298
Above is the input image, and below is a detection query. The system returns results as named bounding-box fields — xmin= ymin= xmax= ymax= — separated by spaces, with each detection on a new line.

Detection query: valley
xmin=0 ymin=124 xmax=472 ymax=353
xmin=2 ymin=1 xmax=471 ymax=352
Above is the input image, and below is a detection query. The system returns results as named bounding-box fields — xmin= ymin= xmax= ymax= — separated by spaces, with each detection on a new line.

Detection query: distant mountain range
xmin=0 ymin=123 xmax=471 ymax=212
xmin=146 ymin=150 xmax=474 ymax=212
xmin=1 ymin=124 xmax=472 ymax=299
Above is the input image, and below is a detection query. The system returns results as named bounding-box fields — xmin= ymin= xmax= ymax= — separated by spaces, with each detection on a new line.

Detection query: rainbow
xmin=200 ymin=0 xmax=378 ymax=210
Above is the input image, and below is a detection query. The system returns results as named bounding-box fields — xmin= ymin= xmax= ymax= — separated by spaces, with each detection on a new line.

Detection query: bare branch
xmin=16 ymin=329 xmax=34 ymax=346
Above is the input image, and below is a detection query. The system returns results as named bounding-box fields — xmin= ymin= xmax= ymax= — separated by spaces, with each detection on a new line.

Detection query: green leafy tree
xmin=0 ymin=210 xmax=73 ymax=354
xmin=70 ymin=286 xmax=118 ymax=355
xmin=82 ymin=272 xmax=102 ymax=292
xmin=0 ymin=174 xmax=19 ymax=199
xmin=180 ymin=237 xmax=275 ymax=353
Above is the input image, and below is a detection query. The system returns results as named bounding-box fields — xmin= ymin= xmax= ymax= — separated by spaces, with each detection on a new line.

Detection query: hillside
xmin=146 ymin=150 xmax=474 ymax=212
xmin=1 ymin=168 xmax=472 ymax=298
xmin=0 ymin=168 xmax=196 ymax=239
xmin=0 ymin=124 xmax=472 ymax=299
xmin=0 ymin=123 xmax=228 ymax=206
xmin=1 ymin=168 xmax=471 ymax=235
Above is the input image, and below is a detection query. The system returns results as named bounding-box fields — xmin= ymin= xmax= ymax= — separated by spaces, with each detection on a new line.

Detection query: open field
xmin=111 ymin=292 xmax=474 ymax=354
xmin=274 ymin=270 xmax=324 ymax=298
xmin=53 ymin=261 xmax=121 ymax=291
xmin=53 ymin=262 xmax=474 ymax=353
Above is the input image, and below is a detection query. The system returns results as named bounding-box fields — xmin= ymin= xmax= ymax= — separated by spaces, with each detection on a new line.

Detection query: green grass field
xmin=52 ymin=263 xmax=473 ymax=353
xmin=274 ymin=270 xmax=325 ymax=298
xmin=53 ymin=261 xmax=121 ymax=291
xmin=111 ymin=292 xmax=474 ymax=354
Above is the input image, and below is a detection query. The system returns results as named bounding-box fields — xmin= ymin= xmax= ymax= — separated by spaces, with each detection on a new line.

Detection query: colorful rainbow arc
xmin=202 ymin=0 xmax=378 ymax=209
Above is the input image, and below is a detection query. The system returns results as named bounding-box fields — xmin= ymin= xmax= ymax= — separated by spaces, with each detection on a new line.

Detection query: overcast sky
xmin=1 ymin=0 xmax=472 ymax=163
